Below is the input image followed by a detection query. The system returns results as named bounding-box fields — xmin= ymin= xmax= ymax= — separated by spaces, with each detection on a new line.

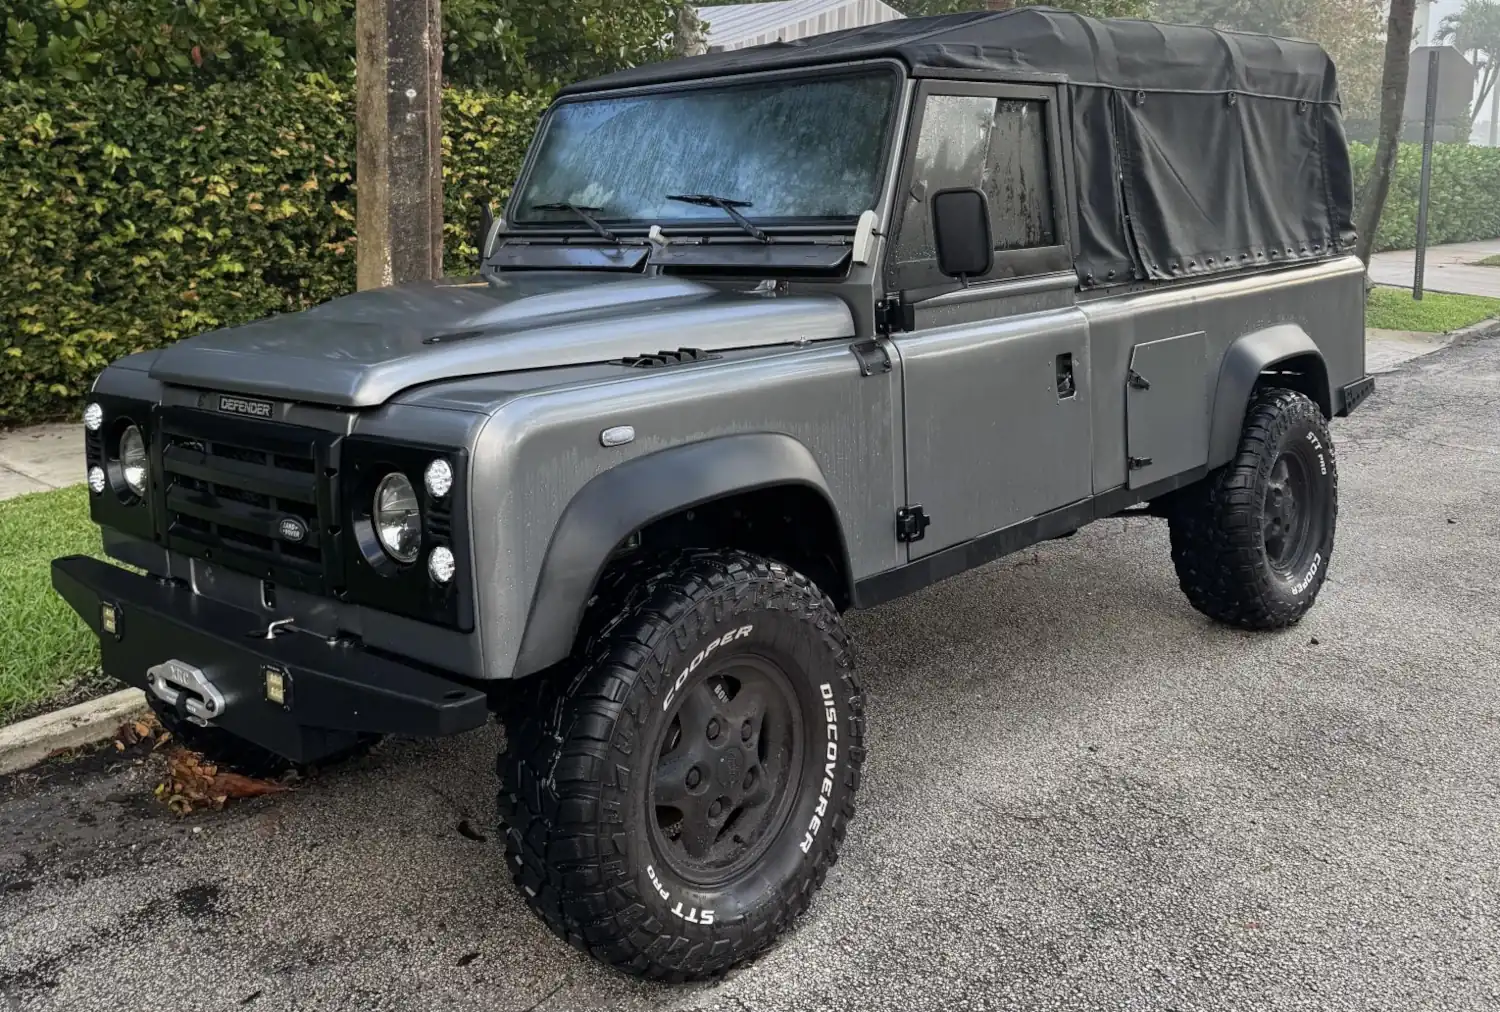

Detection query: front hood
xmin=147 ymin=273 xmax=855 ymax=407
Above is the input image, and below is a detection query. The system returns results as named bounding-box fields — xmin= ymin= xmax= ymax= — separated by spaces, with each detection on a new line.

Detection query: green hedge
xmin=1350 ymin=140 xmax=1500 ymax=254
xmin=0 ymin=75 xmax=548 ymax=426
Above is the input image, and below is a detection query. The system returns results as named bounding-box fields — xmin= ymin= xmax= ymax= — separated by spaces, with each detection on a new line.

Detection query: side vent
xmin=615 ymin=347 xmax=721 ymax=369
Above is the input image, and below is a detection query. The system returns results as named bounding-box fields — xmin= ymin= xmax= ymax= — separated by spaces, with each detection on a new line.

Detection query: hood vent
xmin=615 ymin=347 xmax=721 ymax=369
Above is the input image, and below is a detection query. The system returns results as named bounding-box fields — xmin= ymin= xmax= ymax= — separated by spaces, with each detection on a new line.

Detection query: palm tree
xmin=1355 ymin=0 xmax=1418 ymax=264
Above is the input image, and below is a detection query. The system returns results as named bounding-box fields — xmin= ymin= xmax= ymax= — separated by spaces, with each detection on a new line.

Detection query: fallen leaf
xmin=213 ymin=772 xmax=288 ymax=800
xmin=155 ymin=747 xmax=290 ymax=815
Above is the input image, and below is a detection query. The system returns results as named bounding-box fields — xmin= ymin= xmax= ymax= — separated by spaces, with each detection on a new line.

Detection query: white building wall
xmin=698 ymin=0 xmax=905 ymax=52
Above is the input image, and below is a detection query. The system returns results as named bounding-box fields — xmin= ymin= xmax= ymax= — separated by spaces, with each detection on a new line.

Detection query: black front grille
xmin=157 ymin=408 xmax=337 ymax=592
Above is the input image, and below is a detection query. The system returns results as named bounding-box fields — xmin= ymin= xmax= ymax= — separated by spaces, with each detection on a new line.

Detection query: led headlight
xmin=88 ymin=466 xmax=107 ymax=494
xmin=374 ymin=473 xmax=422 ymax=563
xmin=119 ymin=424 xmax=148 ymax=497
xmin=83 ymin=402 xmax=104 ymax=432
xmin=428 ymin=546 xmax=456 ymax=584
xmin=424 ymin=458 xmax=453 ymax=498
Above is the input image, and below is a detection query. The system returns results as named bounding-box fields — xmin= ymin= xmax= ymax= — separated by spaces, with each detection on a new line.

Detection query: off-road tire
xmin=497 ymin=549 xmax=864 ymax=980
xmin=1168 ymin=387 xmax=1338 ymax=630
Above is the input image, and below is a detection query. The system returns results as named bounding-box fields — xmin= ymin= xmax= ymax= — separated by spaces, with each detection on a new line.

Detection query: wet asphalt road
xmin=3 ymin=331 xmax=1499 ymax=1012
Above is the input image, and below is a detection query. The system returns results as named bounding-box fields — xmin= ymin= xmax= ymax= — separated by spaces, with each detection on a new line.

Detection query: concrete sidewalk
xmin=1368 ymin=239 xmax=1500 ymax=297
xmin=0 ymin=423 xmax=81 ymax=500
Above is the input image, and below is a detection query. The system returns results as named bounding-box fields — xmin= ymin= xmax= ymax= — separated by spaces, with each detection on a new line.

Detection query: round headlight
xmin=374 ymin=473 xmax=421 ymax=563
xmin=119 ymin=425 xmax=148 ymax=497
xmin=88 ymin=466 xmax=107 ymax=494
xmin=424 ymin=458 xmax=454 ymax=499
xmin=83 ymin=402 xmax=104 ymax=432
xmin=428 ymin=546 xmax=456 ymax=584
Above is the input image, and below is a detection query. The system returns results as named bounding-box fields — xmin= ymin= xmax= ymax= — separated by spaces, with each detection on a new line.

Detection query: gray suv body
xmin=55 ymin=9 xmax=1372 ymax=979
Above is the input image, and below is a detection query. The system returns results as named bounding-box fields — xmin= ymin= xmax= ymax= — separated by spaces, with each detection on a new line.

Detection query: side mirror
xmin=477 ymin=202 xmax=503 ymax=267
xmin=931 ymin=187 xmax=993 ymax=282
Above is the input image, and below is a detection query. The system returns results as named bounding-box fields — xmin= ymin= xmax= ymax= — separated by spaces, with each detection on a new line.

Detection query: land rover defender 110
xmin=54 ymin=9 xmax=1372 ymax=979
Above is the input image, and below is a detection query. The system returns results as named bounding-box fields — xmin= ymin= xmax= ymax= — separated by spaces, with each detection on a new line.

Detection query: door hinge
xmin=896 ymin=505 xmax=931 ymax=543
xmin=875 ymin=296 xmax=913 ymax=336
xmin=1128 ymin=456 xmax=1154 ymax=470
xmin=1127 ymin=368 xmax=1151 ymax=390
xmin=849 ymin=339 xmax=892 ymax=377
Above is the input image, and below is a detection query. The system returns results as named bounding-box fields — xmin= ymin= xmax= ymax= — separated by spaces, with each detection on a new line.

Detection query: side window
xmin=894 ymin=94 xmax=1058 ymax=275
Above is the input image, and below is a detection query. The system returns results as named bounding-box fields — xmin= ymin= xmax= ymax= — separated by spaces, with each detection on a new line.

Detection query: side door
xmin=886 ymin=82 xmax=1092 ymax=559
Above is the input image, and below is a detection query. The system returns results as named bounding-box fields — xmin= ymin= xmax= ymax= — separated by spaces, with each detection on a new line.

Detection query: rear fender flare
xmin=512 ymin=433 xmax=850 ymax=677
xmin=1208 ymin=324 xmax=1330 ymax=467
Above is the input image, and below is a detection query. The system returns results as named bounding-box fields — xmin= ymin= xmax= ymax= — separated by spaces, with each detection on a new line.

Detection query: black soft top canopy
xmin=562 ymin=8 xmax=1358 ymax=286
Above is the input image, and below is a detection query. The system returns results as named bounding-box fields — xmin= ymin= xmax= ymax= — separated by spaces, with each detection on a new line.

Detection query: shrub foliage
xmin=1350 ymin=141 xmax=1500 ymax=254
xmin=0 ymin=75 xmax=547 ymax=425
xmin=3 ymin=0 xmax=678 ymax=92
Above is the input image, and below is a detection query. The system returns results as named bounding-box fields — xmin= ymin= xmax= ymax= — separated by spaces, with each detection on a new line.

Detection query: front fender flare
xmin=512 ymin=433 xmax=850 ymax=677
xmin=1208 ymin=324 xmax=1330 ymax=468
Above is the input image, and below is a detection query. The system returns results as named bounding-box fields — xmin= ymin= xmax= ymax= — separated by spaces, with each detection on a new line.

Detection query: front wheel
xmin=498 ymin=550 xmax=864 ymax=980
xmin=1168 ymin=387 xmax=1338 ymax=630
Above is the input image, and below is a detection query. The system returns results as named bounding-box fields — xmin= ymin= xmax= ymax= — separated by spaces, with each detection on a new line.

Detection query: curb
xmin=0 ymin=687 xmax=148 ymax=776
xmin=1448 ymin=317 xmax=1500 ymax=340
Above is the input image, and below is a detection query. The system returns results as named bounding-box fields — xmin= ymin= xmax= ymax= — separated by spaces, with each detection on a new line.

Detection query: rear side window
xmin=894 ymin=95 xmax=1057 ymax=270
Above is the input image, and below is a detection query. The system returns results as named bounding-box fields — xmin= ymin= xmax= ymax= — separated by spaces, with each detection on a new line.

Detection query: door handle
xmin=1055 ymin=353 xmax=1076 ymax=400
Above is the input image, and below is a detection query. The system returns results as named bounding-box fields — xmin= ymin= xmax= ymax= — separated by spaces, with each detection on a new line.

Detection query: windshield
xmin=514 ymin=69 xmax=899 ymax=227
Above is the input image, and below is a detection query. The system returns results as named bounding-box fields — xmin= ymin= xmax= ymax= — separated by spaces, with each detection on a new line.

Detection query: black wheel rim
xmin=1263 ymin=451 xmax=1313 ymax=574
xmin=649 ymin=654 xmax=804 ymax=887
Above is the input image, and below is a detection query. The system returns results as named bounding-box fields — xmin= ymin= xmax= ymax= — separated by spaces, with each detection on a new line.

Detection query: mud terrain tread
xmin=497 ymin=549 xmax=863 ymax=981
xmin=1168 ymin=387 xmax=1336 ymax=630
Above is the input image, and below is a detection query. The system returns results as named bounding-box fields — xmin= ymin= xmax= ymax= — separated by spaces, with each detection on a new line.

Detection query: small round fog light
xmin=83 ymin=402 xmax=104 ymax=432
xmin=424 ymin=458 xmax=454 ymax=498
xmin=428 ymin=546 xmax=456 ymax=584
xmin=88 ymin=466 xmax=107 ymax=494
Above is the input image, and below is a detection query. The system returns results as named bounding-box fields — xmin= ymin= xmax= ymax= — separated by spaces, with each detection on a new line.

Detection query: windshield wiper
xmin=531 ymin=202 xmax=619 ymax=242
xmin=665 ymin=193 xmax=771 ymax=243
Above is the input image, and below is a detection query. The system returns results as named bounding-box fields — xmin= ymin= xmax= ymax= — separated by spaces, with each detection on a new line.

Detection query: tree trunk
xmin=1354 ymin=0 xmax=1418 ymax=264
xmin=355 ymin=0 xmax=444 ymax=291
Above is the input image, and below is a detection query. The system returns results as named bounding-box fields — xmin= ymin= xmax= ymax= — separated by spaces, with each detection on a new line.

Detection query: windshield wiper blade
xmin=531 ymin=202 xmax=619 ymax=242
xmin=665 ymin=193 xmax=771 ymax=243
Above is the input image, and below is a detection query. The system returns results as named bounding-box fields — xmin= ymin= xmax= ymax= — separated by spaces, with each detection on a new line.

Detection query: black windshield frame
xmin=507 ymin=60 xmax=907 ymax=235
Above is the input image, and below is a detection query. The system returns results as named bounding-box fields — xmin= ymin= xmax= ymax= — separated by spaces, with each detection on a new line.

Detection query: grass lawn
xmin=1474 ymin=254 xmax=1500 ymax=267
xmin=1366 ymin=285 xmax=1500 ymax=333
xmin=0 ymin=485 xmax=109 ymax=725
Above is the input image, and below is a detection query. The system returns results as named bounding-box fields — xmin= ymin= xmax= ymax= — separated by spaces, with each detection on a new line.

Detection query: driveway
xmin=3 ymin=331 xmax=1499 ymax=1012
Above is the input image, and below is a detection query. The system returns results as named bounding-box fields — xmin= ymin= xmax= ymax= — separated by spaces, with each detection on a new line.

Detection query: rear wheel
xmin=498 ymin=550 xmax=864 ymax=980
xmin=1168 ymin=387 xmax=1337 ymax=630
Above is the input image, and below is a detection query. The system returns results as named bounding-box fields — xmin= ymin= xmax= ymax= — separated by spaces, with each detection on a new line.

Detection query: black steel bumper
xmin=51 ymin=555 xmax=490 ymax=763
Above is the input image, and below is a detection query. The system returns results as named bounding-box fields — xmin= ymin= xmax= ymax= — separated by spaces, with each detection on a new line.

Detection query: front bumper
xmin=52 ymin=555 xmax=490 ymax=763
